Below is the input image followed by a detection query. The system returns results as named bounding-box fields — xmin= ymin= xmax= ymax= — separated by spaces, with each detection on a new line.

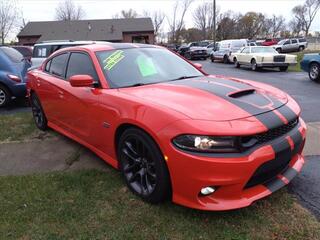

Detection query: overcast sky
xmin=16 ymin=0 xmax=320 ymax=35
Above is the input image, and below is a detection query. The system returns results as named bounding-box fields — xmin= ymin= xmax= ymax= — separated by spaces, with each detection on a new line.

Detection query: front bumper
xmin=257 ymin=62 xmax=297 ymax=68
xmin=161 ymin=118 xmax=306 ymax=211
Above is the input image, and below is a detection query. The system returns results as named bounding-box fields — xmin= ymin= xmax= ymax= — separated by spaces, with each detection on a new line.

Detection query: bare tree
xmin=292 ymin=0 xmax=320 ymax=36
xmin=193 ymin=2 xmax=213 ymax=40
xmin=265 ymin=15 xmax=286 ymax=38
xmin=0 ymin=0 xmax=20 ymax=44
xmin=114 ymin=9 xmax=138 ymax=19
xmin=143 ymin=11 xmax=165 ymax=42
xmin=168 ymin=0 xmax=194 ymax=43
xmin=55 ymin=0 xmax=85 ymax=21
xmin=236 ymin=12 xmax=266 ymax=39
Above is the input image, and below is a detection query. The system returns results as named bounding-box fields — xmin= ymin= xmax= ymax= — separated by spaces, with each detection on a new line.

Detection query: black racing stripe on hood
xmin=267 ymin=95 xmax=298 ymax=123
xmin=169 ymin=78 xmax=284 ymax=129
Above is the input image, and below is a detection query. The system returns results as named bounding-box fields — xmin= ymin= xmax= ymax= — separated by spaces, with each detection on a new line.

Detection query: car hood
xmin=119 ymin=76 xmax=288 ymax=121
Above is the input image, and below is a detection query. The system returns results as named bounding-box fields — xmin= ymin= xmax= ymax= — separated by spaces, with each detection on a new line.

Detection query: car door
xmin=36 ymin=53 xmax=69 ymax=125
xmin=291 ymin=39 xmax=299 ymax=52
xmin=58 ymin=51 xmax=102 ymax=141
xmin=238 ymin=47 xmax=250 ymax=63
xmin=282 ymin=40 xmax=291 ymax=52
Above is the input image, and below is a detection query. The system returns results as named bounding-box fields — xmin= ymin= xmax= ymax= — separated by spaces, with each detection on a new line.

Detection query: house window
xmin=132 ymin=36 xmax=149 ymax=44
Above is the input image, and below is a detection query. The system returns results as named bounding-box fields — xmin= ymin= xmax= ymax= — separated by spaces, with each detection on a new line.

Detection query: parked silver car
xmin=273 ymin=38 xmax=308 ymax=53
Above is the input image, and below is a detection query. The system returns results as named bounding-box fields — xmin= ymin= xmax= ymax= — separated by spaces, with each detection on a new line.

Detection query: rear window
xmin=299 ymin=38 xmax=306 ymax=43
xmin=0 ymin=47 xmax=23 ymax=63
xmin=13 ymin=47 xmax=32 ymax=57
xmin=33 ymin=45 xmax=52 ymax=58
xmin=291 ymin=39 xmax=298 ymax=44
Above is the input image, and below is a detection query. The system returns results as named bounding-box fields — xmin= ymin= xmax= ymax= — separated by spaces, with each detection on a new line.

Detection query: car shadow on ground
xmin=0 ymin=98 xmax=30 ymax=115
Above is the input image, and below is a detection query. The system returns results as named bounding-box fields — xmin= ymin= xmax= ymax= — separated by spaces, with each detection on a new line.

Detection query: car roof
xmin=34 ymin=40 xmax=108 ymax=46
xmin=58 ymin=42 xmax=159 ymax=53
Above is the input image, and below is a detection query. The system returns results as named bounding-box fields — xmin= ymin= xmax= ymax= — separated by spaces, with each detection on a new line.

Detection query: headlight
xmin=172 ymin=135 xmax=240 ymax=153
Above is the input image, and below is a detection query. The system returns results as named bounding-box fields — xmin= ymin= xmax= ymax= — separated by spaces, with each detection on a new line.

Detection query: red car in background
xmin=27 ymin=43 xmax=306 ymax=211
xmin=262 ymin=39 xmax=279 ymax=46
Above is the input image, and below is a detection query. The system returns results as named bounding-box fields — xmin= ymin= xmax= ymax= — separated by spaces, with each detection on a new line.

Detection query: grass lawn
xmin=0 ymin=113 xmax=319 ymax=239
xmin=288 ymin=50 xmax=319 ymax=72
xmin=0 ymin=112 xmax=54 ymax=143
xmin=0 ymin=170 xmax=319 ymax=240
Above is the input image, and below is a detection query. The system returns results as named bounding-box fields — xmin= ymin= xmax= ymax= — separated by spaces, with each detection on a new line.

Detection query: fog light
xmin=200 ymin=187 xmax=216 ymax=196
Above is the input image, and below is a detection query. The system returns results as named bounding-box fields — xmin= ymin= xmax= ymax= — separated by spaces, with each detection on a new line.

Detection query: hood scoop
xmin=228 ymin=89 xmax=256 ymax=98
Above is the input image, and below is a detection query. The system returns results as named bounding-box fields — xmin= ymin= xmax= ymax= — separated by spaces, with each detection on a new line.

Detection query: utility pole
xmin=212 ymin=0 xmax=216 ymax=47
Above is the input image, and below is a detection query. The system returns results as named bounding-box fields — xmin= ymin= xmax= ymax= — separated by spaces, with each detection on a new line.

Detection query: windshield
xmin=96 ymin=47 xmax=204 ymax=88
xmin=251 ymin=47 xmax=278 ymax=53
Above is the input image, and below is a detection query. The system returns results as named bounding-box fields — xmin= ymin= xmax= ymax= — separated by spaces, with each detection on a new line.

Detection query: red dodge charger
xmin=27 ymin=43 xmax=306 ymax=211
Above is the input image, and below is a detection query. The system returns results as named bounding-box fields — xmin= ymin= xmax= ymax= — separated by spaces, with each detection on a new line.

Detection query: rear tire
xmin=279 ymin=66 xmax=288 ymax=72
xmin=118 ymin=128 xmax=171 ymax=204
xmin=309 ymin=63 xmax=320 ymax=83
xmin=0 ymin=85 xmax=11 ymax=108
xmin=234 ymin=58 xmax=240 ymax=68
xmin=30 ymin=93 xmax=48 ymax=130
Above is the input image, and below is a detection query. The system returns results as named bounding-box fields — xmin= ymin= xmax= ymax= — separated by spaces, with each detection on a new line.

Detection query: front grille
xmin=244 ymin=118 xmax=300 ymax=189
xmin=255 ymin=118 xmax=299 ymax=145
xmin=274 ymin=55 xmax=285 ymax=62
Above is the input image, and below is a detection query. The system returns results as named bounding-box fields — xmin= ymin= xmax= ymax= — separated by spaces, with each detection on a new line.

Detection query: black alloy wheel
xmin=118 ymin=128 xmax=171 ymax=203
xmin=30 ymin=93 xmax=48 ymax=130
xmin=309 ymin=63 xmax=320 ymax=83
xmin=0 ymin=85 xmax=10 ymax=107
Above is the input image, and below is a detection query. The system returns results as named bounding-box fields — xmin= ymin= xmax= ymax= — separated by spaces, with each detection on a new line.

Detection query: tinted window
xmin=284 ymin=40 xmax=290 ymax=45
xmin=66 ymin=52 xmax=98 ymax=81
xmin=291 ymin=39 xmax=298 ymax=44
xmin=49 ymin=53 xmax=68 ymax=77
xmin=0 ymin=47 xmax=23 ymax=63
xmin=96 ymin=48 xmax=203 ymax=88
xmin=299 ymin=38 xmax=306 ymax=43
xmin=13 ymin=47 xmax=32 ymax=57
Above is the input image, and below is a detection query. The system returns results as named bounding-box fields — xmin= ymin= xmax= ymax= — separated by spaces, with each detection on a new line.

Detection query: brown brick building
xmin=17 ymin=18 xmax=155 ymax=46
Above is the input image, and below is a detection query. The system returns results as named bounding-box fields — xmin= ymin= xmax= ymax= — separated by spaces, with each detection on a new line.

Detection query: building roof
xmin=17 ymin=18 xmax=154 ymax=42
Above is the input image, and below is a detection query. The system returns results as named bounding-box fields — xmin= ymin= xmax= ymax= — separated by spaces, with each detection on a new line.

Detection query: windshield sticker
xmin=136 ymin=56 xmax=157 ymax=77
xmin=103 ymin=50 xmax=125 ymax=70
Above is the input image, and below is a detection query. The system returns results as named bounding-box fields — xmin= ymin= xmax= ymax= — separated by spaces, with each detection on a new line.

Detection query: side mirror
xmin=194 ymin=63 xmax=202 ymax=70
xmin=69 ymin=75 xmax=94 ymax=87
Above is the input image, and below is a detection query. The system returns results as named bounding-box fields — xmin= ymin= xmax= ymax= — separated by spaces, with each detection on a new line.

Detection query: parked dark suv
xmin=0 ymin=47 xmax=30 ymax=107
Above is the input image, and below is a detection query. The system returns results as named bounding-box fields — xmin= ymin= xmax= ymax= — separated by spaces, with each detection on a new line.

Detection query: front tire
xmin=185 ymin=52 xmax=192 ymax=60
xmin=118 ymin=128 xmax=171 ymax=204
xmin=309 ymin=63 xmax=320 ymax=83
xmin=251 ymin=59 xmax=259 ymax=71
xmin=276 ymin=48 xmax=281 ymax=53
xmin=211 ymin=55 xmax=215 ymax=62
xmin=30 ymin=93 xmax=48 ymax=130
xmin=0 ymin=85 xmax=11 ymax=108
xmin=299 ymin=46 xmax=304 ymax=52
